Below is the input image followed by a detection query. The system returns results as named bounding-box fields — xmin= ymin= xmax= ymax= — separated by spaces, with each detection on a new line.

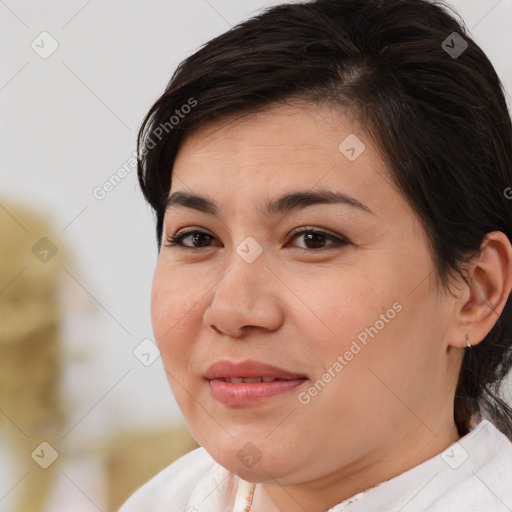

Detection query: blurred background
xmin=1 ymin=0 xmax=511 ymax=510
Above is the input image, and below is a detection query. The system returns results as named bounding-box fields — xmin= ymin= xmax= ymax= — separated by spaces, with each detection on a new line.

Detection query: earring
xmin=465 ymin=335 xmax=472 ymax=349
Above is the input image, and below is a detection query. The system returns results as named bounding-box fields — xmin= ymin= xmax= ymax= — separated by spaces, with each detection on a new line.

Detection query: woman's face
xmin=151 ymin=101 xmax=463 ymax=488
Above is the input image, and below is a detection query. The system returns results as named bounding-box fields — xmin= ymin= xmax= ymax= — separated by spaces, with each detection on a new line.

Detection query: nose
xmin=203 ymin=250 xmax=285 ymax=338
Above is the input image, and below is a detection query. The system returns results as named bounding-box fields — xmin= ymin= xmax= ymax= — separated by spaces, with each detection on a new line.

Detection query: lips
xmin=204 ymin=359 xmax=307 ymax=381
xmin=204 ymin=360 xmax=308 ymax=406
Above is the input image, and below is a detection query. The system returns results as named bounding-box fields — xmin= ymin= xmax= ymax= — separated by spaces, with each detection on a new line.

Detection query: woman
xmin=120 ymin=0 xmax=512 ymax=510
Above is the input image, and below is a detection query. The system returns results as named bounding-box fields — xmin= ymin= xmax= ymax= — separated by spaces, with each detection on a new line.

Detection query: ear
xmin=449 ymin=231 xmax=512 ymax=349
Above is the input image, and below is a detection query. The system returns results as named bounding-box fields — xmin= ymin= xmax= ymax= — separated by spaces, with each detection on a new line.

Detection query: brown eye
xmin=288 ymin=228 xmax=348 ymax=250
xmin=164 ymin=230 xmax=219 ymax=248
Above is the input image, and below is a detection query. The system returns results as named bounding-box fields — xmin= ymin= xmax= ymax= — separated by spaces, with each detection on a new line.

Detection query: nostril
xmin=210 ymin=325 xmax=223 ymax=335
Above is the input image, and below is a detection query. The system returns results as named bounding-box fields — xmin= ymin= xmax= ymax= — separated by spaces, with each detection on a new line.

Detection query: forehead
xmin=176 ymin=101 xmax=357 ymax=159
xmin=169 ymin=101 xmax=399 ymax=217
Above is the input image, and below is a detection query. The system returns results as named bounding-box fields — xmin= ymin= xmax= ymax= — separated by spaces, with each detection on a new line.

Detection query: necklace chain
xmin=243 ymin=482 xmax=255 ymax=512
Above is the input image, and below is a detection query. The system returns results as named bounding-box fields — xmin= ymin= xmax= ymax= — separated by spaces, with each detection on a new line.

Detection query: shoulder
xmin=351 ymin=420 xmax=512 ymax=512
xmin=457 ymin=420 xmax=512 ymax=505
xmin=118 ymin=446 xmax=233 ymax=512
xmin=422 ymin=420 xmax=512 ymax=511
xmin=417 ymin=420 xmax=512 ymax=511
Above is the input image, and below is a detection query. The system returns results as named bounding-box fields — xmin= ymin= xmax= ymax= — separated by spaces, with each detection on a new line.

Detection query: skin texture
xmin=151 ymin=100 xmax=512 ymax=512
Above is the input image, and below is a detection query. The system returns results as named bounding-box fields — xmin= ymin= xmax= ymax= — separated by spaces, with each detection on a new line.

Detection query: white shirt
xmin=118 ymin=419 xmax=512 ymax=511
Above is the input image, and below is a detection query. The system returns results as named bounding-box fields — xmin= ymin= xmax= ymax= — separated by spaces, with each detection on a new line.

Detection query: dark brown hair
xmin=137 ymin=0 xmax=512 ymax=440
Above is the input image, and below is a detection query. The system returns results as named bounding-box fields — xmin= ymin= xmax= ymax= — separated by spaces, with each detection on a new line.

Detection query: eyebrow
xmin=165 ymin=189 xmax=373 ymax=217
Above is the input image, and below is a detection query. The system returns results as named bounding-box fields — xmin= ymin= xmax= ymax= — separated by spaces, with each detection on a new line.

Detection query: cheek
xmin=150 ymin=265 xmax=204 ymax=365
xmin=150 ymin=268 xmax=174 ymax=345
xmin=305 ymin=283 xmax=443 ymax=433
xmin=293 ymin=270 xmax=413 ymax=398
xmin=292 ymin=269 xmax=400 ymax=354
xmin=150 ymin=269 xmax=204 ymax=418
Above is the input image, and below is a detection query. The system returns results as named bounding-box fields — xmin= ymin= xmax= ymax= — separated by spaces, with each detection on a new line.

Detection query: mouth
xmin=204 ymin=359 xmax=308 ymax=406
xmin=204 ymin=359 xmax=308 ymax=380
xmin=217 ymin=376 xmax=295 ymax=383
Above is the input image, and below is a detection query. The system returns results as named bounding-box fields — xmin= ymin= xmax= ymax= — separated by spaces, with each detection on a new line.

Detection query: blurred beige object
xmin=0 ymin=199 xmax=67 ymax=512
xmin=0 ymin=200 xmax=199 ymax=511
xmin=106 ymin=424 xmax=198 ymax=511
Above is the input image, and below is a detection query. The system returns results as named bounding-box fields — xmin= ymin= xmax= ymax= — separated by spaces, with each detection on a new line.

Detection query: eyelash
xmin=163 ymin=227 xmax=348 ymax=252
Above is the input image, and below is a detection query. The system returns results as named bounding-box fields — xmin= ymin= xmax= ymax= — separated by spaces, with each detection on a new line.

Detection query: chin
xmin=206 ymin=441 xmax=298 ymax=483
